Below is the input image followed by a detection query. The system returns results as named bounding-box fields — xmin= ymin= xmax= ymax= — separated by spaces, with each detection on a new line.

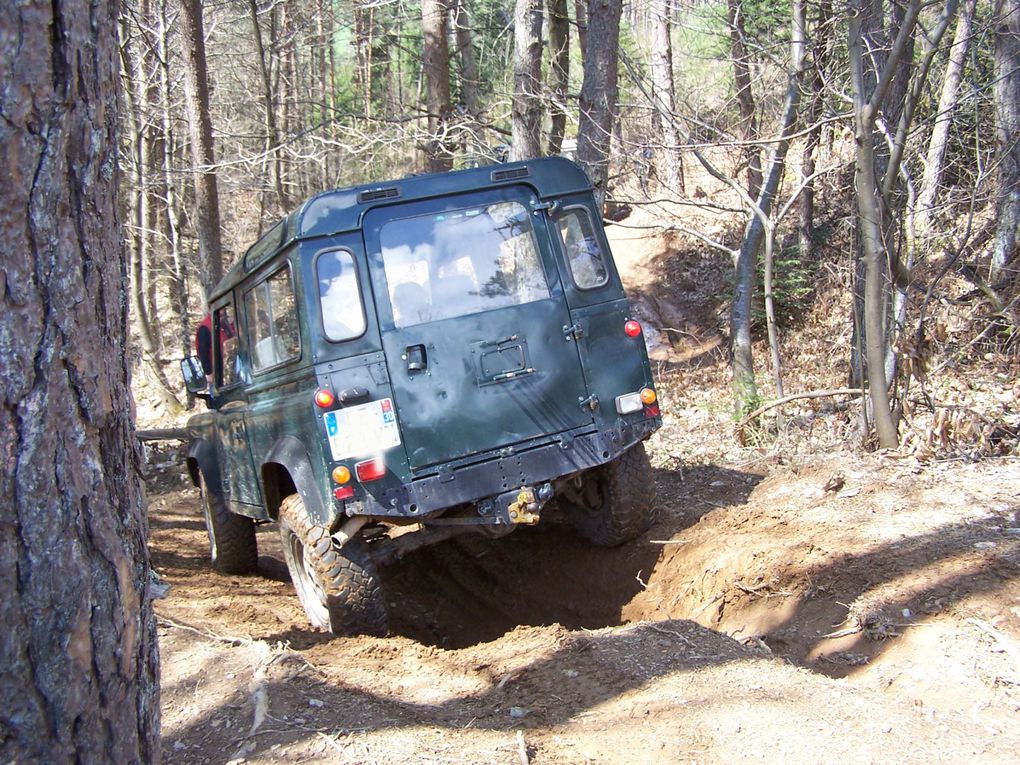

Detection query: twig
xmin=737 ymin=388 xmax=865 ymax=429
xmin=649 ymin=539 xmax=686 ymax=545
xmin=516 ymin=730 xmax=530 ymax=765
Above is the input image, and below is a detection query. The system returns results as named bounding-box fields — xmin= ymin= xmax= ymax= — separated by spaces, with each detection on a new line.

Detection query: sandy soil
xmin=146 ymin=442 xmax=1020 ymax=765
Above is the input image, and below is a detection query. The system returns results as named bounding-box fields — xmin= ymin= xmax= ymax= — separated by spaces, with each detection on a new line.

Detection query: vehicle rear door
xmin=364 ymin=186 xmax=593 ymax=471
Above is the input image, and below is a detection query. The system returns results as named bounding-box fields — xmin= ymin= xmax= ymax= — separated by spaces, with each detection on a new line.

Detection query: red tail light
xmin=334 ymin=485 xmax=355 ymax=500
xmin=355 ymin=458 xmax=386 ymax=482
xmin=314 ymin=388 xmax=335 ymax=408
xmin=624 ymin=320 xmax=642 ymax=337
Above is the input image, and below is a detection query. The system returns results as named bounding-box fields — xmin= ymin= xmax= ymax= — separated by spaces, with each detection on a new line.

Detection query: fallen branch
xmin=136 ymin=427 xmax=189 ymax=442
xmin=737 ymin=388 xmax=865 ymax=429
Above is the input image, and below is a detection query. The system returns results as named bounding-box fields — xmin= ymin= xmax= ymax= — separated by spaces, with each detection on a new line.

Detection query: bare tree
xmin=577 ymin=0 xmax=623 ymax=201
xmin=730 ymin=0 xmax=807 ymax=416
xmin=422 ymin=0 xmax=454 ymax=171
xmin=512 ymin=0 xmax=545 ymax=160
xmin=649 ymin=2 xmax=684 ymax=193
xmin=849 ymin=0 xmax=959 ymax=448
xmin=0 ymin=0 xmax=159 ymax=760
xmin=178 ymin=0 xmax=224 ymax=297
xmin=727 ymin=0 xmax=762 ymax=200
xmin=547 ymin=0 xmax=570 ymax=155
xmin=249 ymin=0 xmax=290 ymax=212
xmin=991 ymin=0 xmax=1020 ymax=279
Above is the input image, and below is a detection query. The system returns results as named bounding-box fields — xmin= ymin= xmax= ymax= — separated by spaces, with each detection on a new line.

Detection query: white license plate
xmin=323 ymin=398 xmax=401 ymax=461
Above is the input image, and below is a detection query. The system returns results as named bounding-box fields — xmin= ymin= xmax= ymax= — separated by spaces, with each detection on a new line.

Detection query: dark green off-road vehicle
xmin=181 ymin=157 xmax=661 ymax=636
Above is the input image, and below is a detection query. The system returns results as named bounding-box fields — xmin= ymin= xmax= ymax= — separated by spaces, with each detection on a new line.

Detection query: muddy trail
xmin=147 ymin=443 xmax=1020 ymax=764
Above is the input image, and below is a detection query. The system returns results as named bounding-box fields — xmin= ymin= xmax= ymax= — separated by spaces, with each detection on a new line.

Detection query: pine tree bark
xmin=577 ymin=0 xmax=623 ymax=202
xmin=0 ymin=0 xmax=160 ymax=761
xmin=512 ymin=0 xmax=545 ymax=160
xmin=422 ymin=0 xmax=454 ymax=171
xmin=991 ymin=0 xmax=1020 ymax=278
xmin=178 ymin=0 xmax=224 ymax=298
xmin=547 ymin=0 xmax=570 ymax=155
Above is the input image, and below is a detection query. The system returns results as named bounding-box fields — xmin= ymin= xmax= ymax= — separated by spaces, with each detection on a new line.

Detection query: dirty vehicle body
xmin=181 ymin=157 xmax=661 ymax=635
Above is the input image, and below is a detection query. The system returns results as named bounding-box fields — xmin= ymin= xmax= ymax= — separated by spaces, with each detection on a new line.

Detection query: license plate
xmin=323 ymin=398 xmax=401 ymax=461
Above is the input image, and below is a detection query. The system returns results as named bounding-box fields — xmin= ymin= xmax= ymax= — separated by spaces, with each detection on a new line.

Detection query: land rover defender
xmin=180 ymin=157 xmax=661 ymax=636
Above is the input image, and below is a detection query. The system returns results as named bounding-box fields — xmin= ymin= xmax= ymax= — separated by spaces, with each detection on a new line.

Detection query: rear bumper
xmin=347 ymin=416 xmax=660 ymax=519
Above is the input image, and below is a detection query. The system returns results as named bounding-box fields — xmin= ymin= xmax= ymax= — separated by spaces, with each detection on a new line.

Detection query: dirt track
xmin=147 ymin=445 xmax=1020 ymax=764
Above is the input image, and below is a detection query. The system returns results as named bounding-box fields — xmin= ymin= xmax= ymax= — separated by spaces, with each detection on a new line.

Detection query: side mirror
xmin=180 ymin=356 xmax=210 ymax=398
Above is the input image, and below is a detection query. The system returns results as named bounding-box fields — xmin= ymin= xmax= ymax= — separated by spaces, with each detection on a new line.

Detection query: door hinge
xmin=563 ymin=322 xmax=585 ymax=341
xmin=578 ymin=394 xmax=599 ymax=411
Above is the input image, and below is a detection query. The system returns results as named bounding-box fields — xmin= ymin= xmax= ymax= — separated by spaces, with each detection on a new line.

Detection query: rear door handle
xmin=405 ymin=344 xmax=427 ymax=372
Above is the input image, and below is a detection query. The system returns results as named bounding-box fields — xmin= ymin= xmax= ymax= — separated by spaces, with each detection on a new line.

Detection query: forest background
xmin=122 ymin=0 xmax=1019 ymax=454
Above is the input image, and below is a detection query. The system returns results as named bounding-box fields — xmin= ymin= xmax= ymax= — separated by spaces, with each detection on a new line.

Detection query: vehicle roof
xmin=210 ymin=156 xmax=593 ymax=301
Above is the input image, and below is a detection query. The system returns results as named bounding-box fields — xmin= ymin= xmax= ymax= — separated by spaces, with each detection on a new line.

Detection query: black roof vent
xmin=358 ymin=187 xmax=400 ymax=203
xmin=491 ymin=166 xmax=530 ymax=182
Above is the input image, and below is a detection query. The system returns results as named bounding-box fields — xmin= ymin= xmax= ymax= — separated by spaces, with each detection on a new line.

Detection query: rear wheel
xmin=566 ymin=443 xmax=656 ymax=547
xmin=198 ymin=472 xmax=258 ymax=574
xmin=278 ymin=495 xmax=388 ymax=636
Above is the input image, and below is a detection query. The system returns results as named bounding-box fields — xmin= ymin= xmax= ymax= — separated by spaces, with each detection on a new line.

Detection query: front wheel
xmin=278 ymin=495 xmax=388 ymax=636
xmin=198 ymin=472 xmax=258 ymax=574
xmin=565 ymin=443 xmax=656 ymax=547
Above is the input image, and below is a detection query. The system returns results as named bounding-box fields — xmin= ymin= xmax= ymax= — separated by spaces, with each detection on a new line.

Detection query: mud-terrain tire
xmin=278 ymin=495 xmax=388 ymax=636
xmin=198 ymin=472 xmax=258 ymax=574
xmin=568 ymin=442 xmax=656 ymax=547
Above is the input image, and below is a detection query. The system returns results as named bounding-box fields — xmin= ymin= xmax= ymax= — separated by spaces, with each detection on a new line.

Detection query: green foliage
xmin=752 ymin=242 xmax=819 ymax=333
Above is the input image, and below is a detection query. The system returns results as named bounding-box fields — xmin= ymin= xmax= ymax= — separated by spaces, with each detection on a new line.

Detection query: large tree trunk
xmin=422 ymin=0 xmax=454 ymax=172
xmin=727 ymin=0 xmax=762 ymax=200
xmin=991 ymin=0 xmax=1020 ymax=279
xmin=511 ymin=0 xmax=544 ymax=160
xmin=547 ymin=0 xmax=570 ymax=155
xmin=649 ymin=5 xmax=684 ymax=193
xmin=178 ymin=0 xmax=224 ymax=298
xmin=0 ymin=0 xmax=160 ymax=761
xmin=577 ymin=0 xmax=623 ymax=203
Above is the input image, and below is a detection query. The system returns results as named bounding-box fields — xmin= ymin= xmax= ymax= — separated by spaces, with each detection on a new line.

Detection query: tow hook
xmin=506 ymin=483 xmax=554 ymax=525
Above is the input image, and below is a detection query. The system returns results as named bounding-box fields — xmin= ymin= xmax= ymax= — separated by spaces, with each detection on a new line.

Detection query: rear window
xmin=556 ymin=207 xmax=609 ymax=290
xmin=380 ymin=201 xmax=550 ymax=329
xmin=317 ymin=250 xmax=367 ymax=342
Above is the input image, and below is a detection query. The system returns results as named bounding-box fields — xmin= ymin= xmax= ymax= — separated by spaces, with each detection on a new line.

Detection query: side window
xmin=244 ymin=265 xmax=301 ymax=372
xmin=316 ymin=250 xmax=366 ymax=342
xmin=556 ymin=208 xmax=609 ymax=290
xmin=214 ymin=304 xmax=240 ymax=388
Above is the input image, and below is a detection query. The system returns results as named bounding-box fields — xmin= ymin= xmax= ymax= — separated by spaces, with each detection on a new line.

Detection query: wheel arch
xmin=187 ymin=438 xmax=223 ymax=499
xmin=260 ymin=435 xmax=329 ymax=524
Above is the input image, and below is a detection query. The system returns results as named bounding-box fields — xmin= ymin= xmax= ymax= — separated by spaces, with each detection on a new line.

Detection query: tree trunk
xmin=914 ymin=0 xmax=974 ymax=239
xmin=0 ymin=0 xmax=160 ymax=760
xmin=547 ymin=0 xmax=570 ymax=155
xmin=249 ymin=0 xmax=290 ymax=213
xmin=451 ymin=0 xmax=482 ymax=148
xmin=422 ymin=0 xmax=454 ymax=172
xmin=798 ymin=0 xmax=832 ymax=259
xmin=512 ymin=0 xmax=544 ymax=160
xmin=574 ymin=0 xmax=588 ymax=59
xmin=649 ymin=6 xmax=684 ymax=193
xmin=730 ymin=0 xmax=807 ymax=418
xmin=178 ymin=0 xmax=224 ymax=298
xmin=577 ymin=0 xmax=623 ymax=203
xmin=991 ymin=0 xmax=1020 ymax=279
xmin=849 ymin=0 xmax=928 ymax=449
xmin=727 ymin=0 xmax=762 ymax=200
